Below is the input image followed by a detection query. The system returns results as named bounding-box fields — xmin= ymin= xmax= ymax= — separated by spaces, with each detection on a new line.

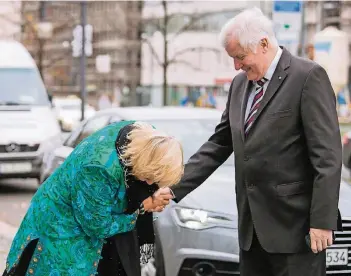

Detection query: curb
xmin=0 ymin=221 xmax=17 ymax=240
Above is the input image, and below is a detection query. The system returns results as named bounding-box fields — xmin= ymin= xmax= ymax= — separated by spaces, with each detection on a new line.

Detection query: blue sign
xmin=314 ymin=42 xmax=331 ymax=53
xmin=274 ymin=1 xmax=302 ymax=12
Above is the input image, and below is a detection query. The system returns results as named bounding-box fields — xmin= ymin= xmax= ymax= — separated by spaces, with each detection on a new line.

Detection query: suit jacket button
xmin=244 ymin=155 xmax=250 ymax=161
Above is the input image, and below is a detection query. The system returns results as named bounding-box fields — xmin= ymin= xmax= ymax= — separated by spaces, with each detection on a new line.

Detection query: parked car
xmin=0 ymin=40 xmax=62 ymax=183
xmin=53 ymin=96 xmax=96 ymax=132
xmin=40 ymin=107 xmax=351 ymax=276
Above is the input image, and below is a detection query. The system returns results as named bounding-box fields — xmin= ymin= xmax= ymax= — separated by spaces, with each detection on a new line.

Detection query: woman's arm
xmin=71 ymin=165 xmax=138 ymax=239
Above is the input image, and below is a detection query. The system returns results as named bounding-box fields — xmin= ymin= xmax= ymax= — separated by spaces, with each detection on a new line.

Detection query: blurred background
xmin=1 ymin=0 xmax=350 ymax=114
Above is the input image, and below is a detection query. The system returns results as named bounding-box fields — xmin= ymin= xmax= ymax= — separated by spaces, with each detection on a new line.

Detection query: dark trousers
xmin=2 ymin=240 xmax=38 ymax=276
xmin=240 ymin=231 xmax=326 ymax=276
xmin=97 ymin=237 xmax=127 ymax=276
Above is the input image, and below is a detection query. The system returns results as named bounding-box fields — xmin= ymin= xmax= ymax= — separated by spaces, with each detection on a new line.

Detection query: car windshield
xmin=0 ymin=68 xmax=50 ymax=106
xmin=146 ymin=119 xmax=234 ymax=166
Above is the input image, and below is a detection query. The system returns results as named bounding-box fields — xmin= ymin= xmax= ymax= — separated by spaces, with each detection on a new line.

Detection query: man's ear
xmin=261 ymin=38 xmax=269 ymax=52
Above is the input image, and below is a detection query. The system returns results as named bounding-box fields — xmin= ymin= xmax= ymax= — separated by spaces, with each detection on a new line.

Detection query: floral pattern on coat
xmin=5 ymin=120 xmax=138 ymax=275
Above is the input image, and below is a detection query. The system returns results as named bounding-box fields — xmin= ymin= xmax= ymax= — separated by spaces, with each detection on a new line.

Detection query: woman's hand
xmin=142 ymin=193 xmax=173 ymax=212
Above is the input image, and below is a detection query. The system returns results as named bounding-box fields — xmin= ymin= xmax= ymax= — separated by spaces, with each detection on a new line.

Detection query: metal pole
xmin=80 ymin=1 xmax=87 ymax=121
xmin=39 ymin=1 xmax=46 ymax=20
xmin=38 ymin=1 xmax=46 ymax=79
xmin=298 ymin=1 xmax=305 ymax=57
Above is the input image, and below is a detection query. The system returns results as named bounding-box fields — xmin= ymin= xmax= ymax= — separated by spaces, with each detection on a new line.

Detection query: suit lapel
xmin=240 ymin=79 xmax=253 ymax=141
xmin=245 ymin=48 xmax=291 ymax=138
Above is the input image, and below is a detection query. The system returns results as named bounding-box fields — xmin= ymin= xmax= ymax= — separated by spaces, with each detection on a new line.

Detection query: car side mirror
xmin=47 ymin=93 xmax=54 ymax=108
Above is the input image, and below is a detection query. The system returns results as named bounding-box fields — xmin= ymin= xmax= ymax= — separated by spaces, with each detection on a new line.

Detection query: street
xmin=0 ymin=179 xmax=36 ymax=272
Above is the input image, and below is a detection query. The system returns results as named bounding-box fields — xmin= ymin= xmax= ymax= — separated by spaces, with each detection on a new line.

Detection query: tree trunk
xmin=38 ymin=1 xmax=45 ymax=80
xmin=38 ymin=39 xmax=44 ymax=80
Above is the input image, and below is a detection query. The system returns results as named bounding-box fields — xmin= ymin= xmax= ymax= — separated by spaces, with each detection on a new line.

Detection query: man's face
xmin=226 ymin=39 xmax=268 ymax=81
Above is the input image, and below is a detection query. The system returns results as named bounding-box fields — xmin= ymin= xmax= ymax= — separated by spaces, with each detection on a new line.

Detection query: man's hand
xmin=150 ymin=188 xmax=175 ymax=212
xmin=309 ymin=228 xmax=333 ymax=253
xmin=153 ymin=187 xmax=174 ymax=198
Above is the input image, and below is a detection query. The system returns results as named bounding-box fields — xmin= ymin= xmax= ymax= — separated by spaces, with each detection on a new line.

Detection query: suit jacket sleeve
xmin=172 ymin=80 xmax=234 ymax=201
xmin=301 ymin=64 xmax=342 ymax=230
xmin=71 ymin=165 xmax=138 ymax=238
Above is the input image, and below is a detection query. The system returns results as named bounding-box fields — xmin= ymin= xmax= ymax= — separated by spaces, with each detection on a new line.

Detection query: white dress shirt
xmin=245 ymin=47 xmax=283 ymax=121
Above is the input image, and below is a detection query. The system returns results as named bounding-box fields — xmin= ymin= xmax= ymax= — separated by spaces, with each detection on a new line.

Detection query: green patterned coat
xmin=5 ymin=120 xmax=138 ymax=276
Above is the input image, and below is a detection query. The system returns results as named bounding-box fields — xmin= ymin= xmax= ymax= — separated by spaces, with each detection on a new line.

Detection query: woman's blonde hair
xmin=120 ymin=122 xmax=184 ymax=187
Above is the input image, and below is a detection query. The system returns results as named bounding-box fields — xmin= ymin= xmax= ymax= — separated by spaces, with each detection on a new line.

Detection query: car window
xmin=63 ymin=123 xmax=85 ymax=148
xmin=145 ymin=119 xmax=235 ymax=166
xmin=67 ymin=115 xmax=111 ymax=148
xmin=0 ymin=68 xmax=50 ymax=106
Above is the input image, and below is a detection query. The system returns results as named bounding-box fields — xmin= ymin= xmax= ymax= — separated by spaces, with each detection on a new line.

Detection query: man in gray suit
xmin=170 ymin=7 xmax=342 ymax=276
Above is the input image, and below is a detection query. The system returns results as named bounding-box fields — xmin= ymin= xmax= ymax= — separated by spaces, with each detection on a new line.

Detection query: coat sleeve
xmin=301 ymin=64 xmax=342 ymax=230
xmin=71 ymin=165 xmax=138 ymax=238
xmin=172 ymin=79 xmax=234 ymax=202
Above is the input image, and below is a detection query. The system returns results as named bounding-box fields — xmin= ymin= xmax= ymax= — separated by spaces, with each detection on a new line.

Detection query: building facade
xmin=0 ymin=1 xmax=21 ymax=40
xmin=21 ymin=1 xmax=143 ymax=107
xmin=140 ymin=0 xmax=272 ymax=107
xmin=304 ymin=0 xmax=351 ymax=81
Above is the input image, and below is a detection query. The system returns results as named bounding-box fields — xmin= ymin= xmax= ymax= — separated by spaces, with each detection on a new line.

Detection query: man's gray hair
xmin=219 ymin=7 xmax=278 ymax=52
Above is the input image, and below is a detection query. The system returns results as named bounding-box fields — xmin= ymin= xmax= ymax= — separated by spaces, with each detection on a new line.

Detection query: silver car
xmin=40 ymin=106 xmax=351 ymax=276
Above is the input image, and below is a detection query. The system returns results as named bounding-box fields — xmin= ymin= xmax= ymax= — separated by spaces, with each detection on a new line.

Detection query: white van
xmin=0 ymin=40 xmax=62 ymax=184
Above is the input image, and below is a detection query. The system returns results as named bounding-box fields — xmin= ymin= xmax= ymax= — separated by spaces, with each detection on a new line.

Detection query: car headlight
xmin=61 ymin=116 xmax=75 ymax=125
xmin=52 ymin=156 xmax=65 ymax=169
xmin=174 ymin=207 xmax=235 ymax=230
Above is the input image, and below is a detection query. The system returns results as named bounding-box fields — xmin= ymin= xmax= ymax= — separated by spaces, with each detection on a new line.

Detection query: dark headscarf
xmin=115 ymin=123 xmax=158 ymax=264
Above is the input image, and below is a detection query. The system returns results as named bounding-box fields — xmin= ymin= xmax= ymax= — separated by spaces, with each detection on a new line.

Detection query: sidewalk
xmin=0 ymin=221 xmax=17 ymax=272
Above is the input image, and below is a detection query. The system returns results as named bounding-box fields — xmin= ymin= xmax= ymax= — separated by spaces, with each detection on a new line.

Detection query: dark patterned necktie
xmin=244 ymin=77 xmax=268 ymax=135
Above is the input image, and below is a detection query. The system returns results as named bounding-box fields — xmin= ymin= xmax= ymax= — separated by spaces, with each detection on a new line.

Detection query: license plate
xmin=326 ymin=248 xmax=348 ymax=266
xmin=0 ymin=162 xmax=32 ymax=173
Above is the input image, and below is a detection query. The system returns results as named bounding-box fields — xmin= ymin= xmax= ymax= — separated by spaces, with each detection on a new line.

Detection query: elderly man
xmin=170 ymin=7 xmax=342 ymax=276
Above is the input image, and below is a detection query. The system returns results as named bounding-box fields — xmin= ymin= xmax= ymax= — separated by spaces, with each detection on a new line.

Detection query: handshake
xmin=142 ymin=187 xmax=175 ymax=213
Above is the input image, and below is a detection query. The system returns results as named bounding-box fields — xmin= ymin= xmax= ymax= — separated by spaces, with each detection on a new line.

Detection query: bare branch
xmin=142 ymin=37 xmax=163 ymax=67
xmin=43 ymin=53 xmax=71 ymax=69
xmin=171 ymin=59 xmax=203 ymax=71
xmin=168 ymin=15 xmax=202 ymax=41
xmin=142 ymin=18 xmax=163 ymax=34
xmin=169 ymin=46 xmax=220 ymax=64
xmin=167 ymin=9 xmax=233 ymax=43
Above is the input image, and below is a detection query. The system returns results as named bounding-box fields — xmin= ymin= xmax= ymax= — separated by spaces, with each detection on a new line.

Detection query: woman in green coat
xmin=2 ymin=120 xmax=184 ymax=276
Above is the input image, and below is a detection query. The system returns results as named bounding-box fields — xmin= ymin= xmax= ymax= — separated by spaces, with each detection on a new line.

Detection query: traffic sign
xmin=272 ymin=1 xmax=303 ymax=56
xmin=72 ymin=24 xmax=93 ymax=57
xmin=96 ymin=55 xmax=111 ymax=73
